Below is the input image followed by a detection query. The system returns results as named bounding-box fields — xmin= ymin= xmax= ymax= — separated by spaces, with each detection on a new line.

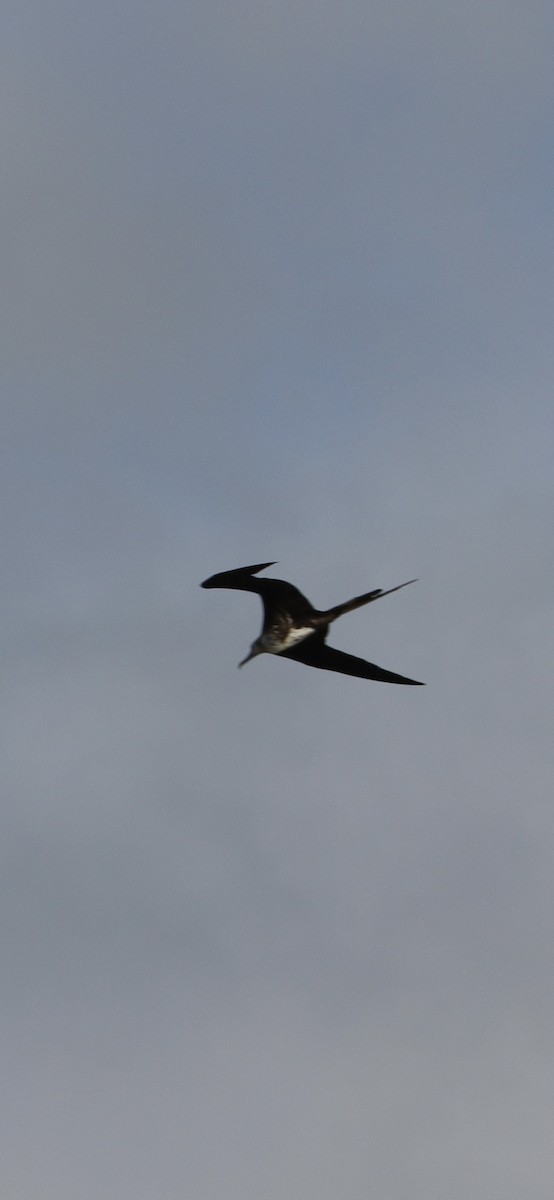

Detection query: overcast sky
xmin=3 ymin=2 xmax=554 ymax=1197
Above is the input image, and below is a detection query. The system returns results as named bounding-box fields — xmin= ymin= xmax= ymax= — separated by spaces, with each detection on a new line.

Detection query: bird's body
xmin=259 ymin=621 xmax=315 ymax=654
xmin=201 ymin=562 xmax=424 ymax=685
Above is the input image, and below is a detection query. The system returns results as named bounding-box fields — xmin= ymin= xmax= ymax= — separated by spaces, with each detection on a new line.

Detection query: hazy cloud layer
xmin=3 ymin=2 xmax=554 ymax=1197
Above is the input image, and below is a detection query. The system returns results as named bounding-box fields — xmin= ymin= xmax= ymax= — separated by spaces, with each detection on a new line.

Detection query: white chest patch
xmin=261 ymin=626 xmax=314 ymax=654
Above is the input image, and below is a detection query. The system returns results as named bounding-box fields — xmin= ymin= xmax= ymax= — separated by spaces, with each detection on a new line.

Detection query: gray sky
xmin=3 ymin=2 xmax=554 ymax=1197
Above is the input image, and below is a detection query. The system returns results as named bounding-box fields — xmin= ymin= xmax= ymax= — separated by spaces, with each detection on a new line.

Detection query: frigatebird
xmin=201 ymin=562 xmax=424 ymax=685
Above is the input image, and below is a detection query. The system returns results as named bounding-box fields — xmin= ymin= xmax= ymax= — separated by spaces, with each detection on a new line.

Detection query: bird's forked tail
xmin=318 ymin=579 xmax=417 ymax=625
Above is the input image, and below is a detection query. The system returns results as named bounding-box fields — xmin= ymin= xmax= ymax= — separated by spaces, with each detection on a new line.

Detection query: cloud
xmin=2 ymin=1 xmax=553 ymax=1197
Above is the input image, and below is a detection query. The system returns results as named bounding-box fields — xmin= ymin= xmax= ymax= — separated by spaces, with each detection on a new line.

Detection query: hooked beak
xmin=238 ymin=645 xmax=262 ymax=668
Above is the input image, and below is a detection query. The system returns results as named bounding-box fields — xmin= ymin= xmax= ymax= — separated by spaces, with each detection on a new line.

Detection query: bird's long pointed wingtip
xmin=201 ymin=561 xmax=277 ymax=588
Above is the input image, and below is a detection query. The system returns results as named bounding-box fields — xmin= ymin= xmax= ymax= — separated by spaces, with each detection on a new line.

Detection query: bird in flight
xmin=201 ymin=562 xmax=424 ymax=685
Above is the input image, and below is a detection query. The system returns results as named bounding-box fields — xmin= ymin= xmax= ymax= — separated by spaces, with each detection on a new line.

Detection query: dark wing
xmin=281 ymin=631 xmax=424 ymax=685
xmin=253 ymin=578 xmax=316 ymax=624
xmin=201 ymin=562 xmax=276 ymax=588
xmin=200 ymin=563 xmax=315 ymax=623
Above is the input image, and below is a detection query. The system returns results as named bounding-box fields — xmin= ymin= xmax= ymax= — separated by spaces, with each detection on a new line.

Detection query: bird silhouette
xmin=201 ymin=562 xmax=424 ymax=685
